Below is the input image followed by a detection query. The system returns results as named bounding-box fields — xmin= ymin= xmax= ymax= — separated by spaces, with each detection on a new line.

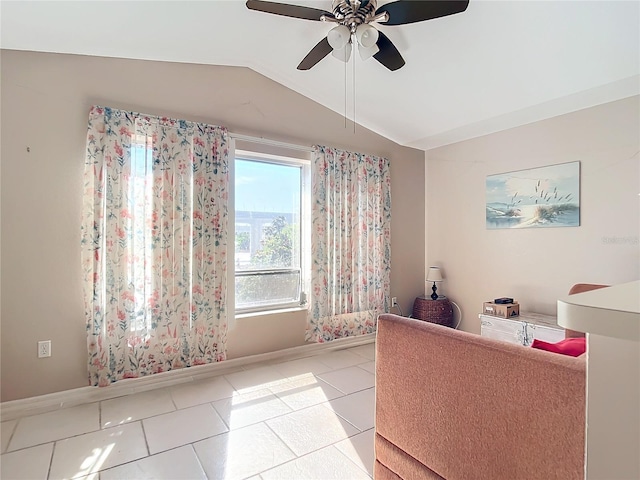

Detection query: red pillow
xmin=531 ymin=337 xmax=586 ymax=357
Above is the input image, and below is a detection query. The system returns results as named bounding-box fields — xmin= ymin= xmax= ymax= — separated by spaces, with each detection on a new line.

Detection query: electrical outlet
xmin=38 ymin=340 xmax=51 ymax=358
xmin=391 ymin=297 xmax=398 ymax=307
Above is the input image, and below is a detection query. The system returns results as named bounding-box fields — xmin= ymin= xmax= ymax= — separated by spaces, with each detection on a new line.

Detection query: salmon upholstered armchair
xmin=373 ymin=283 xmax=603 ymax=479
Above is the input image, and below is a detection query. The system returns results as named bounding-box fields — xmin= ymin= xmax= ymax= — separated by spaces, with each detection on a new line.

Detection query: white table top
xmin=557 ymin=280 xmax=640 ymax=341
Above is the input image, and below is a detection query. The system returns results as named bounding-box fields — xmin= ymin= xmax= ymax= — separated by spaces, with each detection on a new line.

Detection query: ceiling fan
xmin=246 ymin=0 xmax=469 ymax=71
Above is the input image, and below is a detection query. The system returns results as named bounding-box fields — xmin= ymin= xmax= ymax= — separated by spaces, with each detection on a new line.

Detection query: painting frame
xmin=486 ymin=161 xmax=580 ymax=230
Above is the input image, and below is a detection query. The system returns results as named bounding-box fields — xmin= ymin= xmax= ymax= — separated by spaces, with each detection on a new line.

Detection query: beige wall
xmin=0 ymin=50 xmax=425 ymax=401
xmin=426 ymin=96 xmax=640 ymax=333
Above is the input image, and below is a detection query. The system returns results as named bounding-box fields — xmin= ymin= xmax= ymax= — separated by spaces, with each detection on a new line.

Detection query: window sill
xmin=235 ymin=305 xmax=308 ymax=320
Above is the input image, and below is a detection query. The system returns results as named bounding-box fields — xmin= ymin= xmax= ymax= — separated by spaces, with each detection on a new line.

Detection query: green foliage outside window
xmin=235 ymin=215 xmax=300 ymax=309
xmin=236 ymin=231 xmax=250 ymax=252
xmin=252 ymin=216 xmax=294 ymax=269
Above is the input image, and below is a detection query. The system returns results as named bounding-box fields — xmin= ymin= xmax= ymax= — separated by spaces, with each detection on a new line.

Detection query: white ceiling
xmin=1 ymin=0 xmax=639 ymax=150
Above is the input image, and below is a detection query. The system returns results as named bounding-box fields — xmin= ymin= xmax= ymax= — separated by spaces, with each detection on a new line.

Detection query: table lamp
xmin=426 ymin=267 xmax=443 ymax=300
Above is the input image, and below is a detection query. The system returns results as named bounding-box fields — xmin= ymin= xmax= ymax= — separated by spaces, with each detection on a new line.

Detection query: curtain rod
xmin=229 ymin=132 xmax=313 ymax=153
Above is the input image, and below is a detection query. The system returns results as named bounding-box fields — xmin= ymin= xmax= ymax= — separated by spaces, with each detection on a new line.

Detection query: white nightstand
xmin=479 ymin=311 xmax=565 ymax=346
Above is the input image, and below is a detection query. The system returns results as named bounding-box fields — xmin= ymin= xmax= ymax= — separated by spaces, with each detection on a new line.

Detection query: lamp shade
xmin=358 ymin=43 xmax=379 ymax=60
xmin=355 ymin=24 xmax=379 ymax=48
xmin=426 ymin=267 xmax=443 ymax=283
xmin=331 ymin=43 xmax=352 ymax=62
xmin=327 ymin=25 xmax=351 ymax=50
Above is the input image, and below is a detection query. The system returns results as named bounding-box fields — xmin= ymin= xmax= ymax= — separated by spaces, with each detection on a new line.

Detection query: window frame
xmin=232 ymin=149 xmax=310 ymax=315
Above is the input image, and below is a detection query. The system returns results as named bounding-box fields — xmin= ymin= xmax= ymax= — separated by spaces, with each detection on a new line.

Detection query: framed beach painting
xmin=486 ymin=161 xmax=580 ymax=229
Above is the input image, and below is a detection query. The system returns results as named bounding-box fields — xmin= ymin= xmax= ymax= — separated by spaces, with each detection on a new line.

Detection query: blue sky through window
xmin=235 ymin=158 xmax=300 ymax=213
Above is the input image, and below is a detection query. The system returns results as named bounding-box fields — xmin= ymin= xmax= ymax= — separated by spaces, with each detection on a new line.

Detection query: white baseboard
xmin=0 ymin=333 xmax=375 ymax=422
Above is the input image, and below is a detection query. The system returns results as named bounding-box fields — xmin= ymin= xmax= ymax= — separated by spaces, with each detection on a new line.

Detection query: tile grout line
xmin=319 ymin=401 xmax=365 ymax=434
xmin=264 ymin=401 xmax=357 ymax=456
xmin=147 ymin=413 xmax=295 ymax=460
xmin=186 ymin=443 xmax=208 ymax=478
xmin=207 ymin=400 xmax=232 ymax=432
xmin=168 ymin=389 xmax=179 ymax=412
xmin=97 ymin=442 xmax=195 ymax=476
xmin=257 ymin=435 xmax=367 ymax=478
xmin=4 ymin=402 xmax=103 ymax=454
xmin=332 ymin=442 xmax=375 ymax=479
xmin=212 ymin=392 xmax=300 ymax=434
xmin=139 ymin=420 xmax=151 ymax=458
xmin=263 ymin=420 xmax=298 ymax=459
xmin=267 ymin=375 xmax=348 ymax=407
xmin=125 ymin=393 xmax=234 ymax=425
xmin=5 ymin=401 xmax=178 ymax=457
xmin=323 ymin=388 xmax=376 ymax=433
xmin=46 ymin=441 xmax=56 ymax=480
xmin=316 ymin=378 xmax=374 ymax=397
xmin=99 ymin=396 xmax=232 ymax=436
xmin=3 ymin=418 xmax=20 ymax=453
xmin=139 ymin=402 xmax=235 ymax=457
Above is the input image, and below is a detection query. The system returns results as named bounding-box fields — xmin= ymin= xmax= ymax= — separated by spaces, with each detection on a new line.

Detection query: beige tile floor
xmin=0 ymin=343 xmax=376 ymax=479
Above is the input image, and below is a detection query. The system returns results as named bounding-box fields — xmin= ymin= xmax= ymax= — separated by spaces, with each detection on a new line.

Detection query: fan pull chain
xmin=353 ymin=46 xmax=356 ymax=134
xmin=344 ymin=52 xmax=347 ymax=129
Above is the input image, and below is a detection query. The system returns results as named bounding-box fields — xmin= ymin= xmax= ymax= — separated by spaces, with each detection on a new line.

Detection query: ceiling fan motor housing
xmin=332 ymin=0 xmax=378 ymax=30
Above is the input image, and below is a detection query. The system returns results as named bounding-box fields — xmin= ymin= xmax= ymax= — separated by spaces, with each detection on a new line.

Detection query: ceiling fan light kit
xmin=358 ymin=43 xmax=379 ymax=61
xmin=355 ymin=23 xmax=379 ymax=48
xmin=332 ymin=43 xmax=352 ymax=62
xmin=246 ymin=0 xmax=469 ymax=71
xmin=327 ymin=24 xmax=351 ymax=50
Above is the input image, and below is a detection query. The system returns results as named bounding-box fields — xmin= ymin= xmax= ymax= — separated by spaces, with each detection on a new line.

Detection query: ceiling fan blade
xmin=246 ymin=0 xmax=333 ymax=21
xmin=297 ymin=37 xmax=333 ymax=70
xmin=373 ymin=31 xmax=405 ymax=71
xmin=376 ymin=0 xmax=469 ymax=26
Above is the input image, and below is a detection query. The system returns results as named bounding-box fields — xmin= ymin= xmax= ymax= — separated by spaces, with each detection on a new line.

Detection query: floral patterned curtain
xmin=306 ymin=145 xmax=391 ymax=342
xmin=81 ymin=106 xmax=229 ymax=386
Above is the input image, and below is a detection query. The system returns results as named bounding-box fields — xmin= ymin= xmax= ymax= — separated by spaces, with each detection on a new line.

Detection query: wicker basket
xmin=412 ymin=297 xmax=454 ymax=327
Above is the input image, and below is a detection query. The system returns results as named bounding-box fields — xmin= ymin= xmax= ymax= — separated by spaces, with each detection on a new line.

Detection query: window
xmin=234 ymin=151 xmax=309 ymax=313
xmin=127 ymin=139 xmax=154 ymax=333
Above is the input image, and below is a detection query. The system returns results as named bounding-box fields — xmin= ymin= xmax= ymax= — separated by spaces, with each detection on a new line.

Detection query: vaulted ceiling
xmin=2 ymin=1 xmax=638 ymax=150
